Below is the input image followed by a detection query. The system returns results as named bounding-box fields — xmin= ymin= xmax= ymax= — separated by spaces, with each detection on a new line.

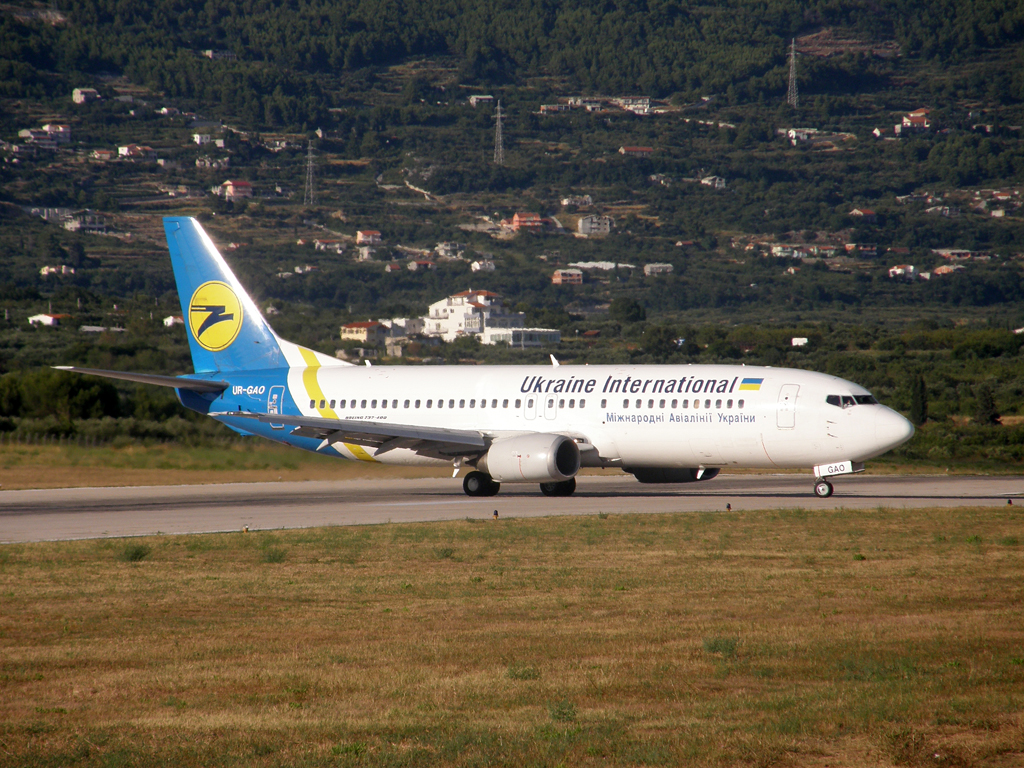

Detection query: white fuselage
xmin=277 ymin=363 xmax=913 ymax=471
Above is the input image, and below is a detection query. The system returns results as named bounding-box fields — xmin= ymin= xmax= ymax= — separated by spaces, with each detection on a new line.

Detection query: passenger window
xmin=659 ymin=399 xmax=665 ymax=408
xmin=716 ymin=399 xmax=722 ymax=408
xmin=492 ymin=399 xmax=498 ymax=408
xmin=469 ymin=399 xmax=475 ymax=408
xmin=705 ymin=399 xmax=711 ymax=408
xmin=727 ymin=399 xmax=733 ymax=408
xmin=480 ymin=399 xmax=486 ymax=408
xmin=427 ymin=399 xmax=432 ymax=408
xmin=527 ymin=398 xmax=534 ymax=408
xmin=623 ymin=399 xmax=629 ymax=408
xmin=415 ymin=400 xmax=420 ymax=408
xmin=580 ymin=399 xmax=586 ymax=408
xmin=512 ymin=399 xmax=517 ymax=408
xmin=635 ymin=399 xmax=641 ymax=408
xmin=547 ymin=398 xmax=554 ymax=408
xmin=404 ymin=400 xmax=410 ymax=408
xmin=826 ymin=395 xmax=841 ymax=407
xmin=449 ymin=399 xmax=455 ymax=409
xmin=601 ymin=399 xmax=607 ymax=408
xmin=693 ymin=399 xmax=699 ymax=409
xmin=569 ymin=399 xmax=575 ymax=408
xmin=329 ymin=399 xmax=335 ymax=409
xmin=371 ymin=400 xmax=377 ymax=409
xmin=360 ymin=400 xmax=367 ymax=408
xmin=648 ymin=399 xmax=654 ymax=408
xmin=381 ymin=400 xmax=387 ymax=409
xmin=558 ymin=399 xmax=565 ymax=408
xmin=350 ymin=400 xmax=356 ymax=409
xmin=392 ymin=399 xmax=397 ymax=409
xmin=671 ymin=399 xmax=677 ymax=408
xmin=309 ymin=399 xmax=315 ymax=408
xmin=437 ymin=399 xmax=443 ymax=408
xmin=339 ymin=399 xmax=346 ymax=409
xmin=738 ymin=399 xmax=744 ymax=408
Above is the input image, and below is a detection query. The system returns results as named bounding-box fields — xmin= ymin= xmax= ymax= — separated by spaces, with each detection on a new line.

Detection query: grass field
xmin=1 ymin=507 xmax=1022 ymax=766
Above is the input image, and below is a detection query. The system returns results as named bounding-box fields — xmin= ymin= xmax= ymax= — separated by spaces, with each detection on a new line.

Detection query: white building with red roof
xmin=219 ymin=180 xmax=252 ymax=200
xmin=423 ymin=290 xmax=526 ymax=343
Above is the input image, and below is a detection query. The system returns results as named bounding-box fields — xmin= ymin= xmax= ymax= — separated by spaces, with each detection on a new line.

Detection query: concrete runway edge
xmin=1 ymin=474 xmax=1022 ymax=543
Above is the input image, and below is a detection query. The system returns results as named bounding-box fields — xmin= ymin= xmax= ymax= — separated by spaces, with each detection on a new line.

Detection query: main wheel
xmin=539 ymin=477 xmax=577 ymax=497
xmin=464 ymin=471 xmax=495 ymax=497
xmin=814 ymin=479 xmax=834 ymax=498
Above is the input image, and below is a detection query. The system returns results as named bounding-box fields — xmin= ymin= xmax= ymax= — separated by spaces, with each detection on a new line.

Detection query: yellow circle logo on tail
xmin=188 ymin=281 xmax=243 ymax=352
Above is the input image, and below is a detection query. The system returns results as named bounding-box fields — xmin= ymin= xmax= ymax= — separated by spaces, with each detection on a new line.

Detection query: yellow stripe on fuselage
xmin=298 ymin=348 xmax=376 ymax=462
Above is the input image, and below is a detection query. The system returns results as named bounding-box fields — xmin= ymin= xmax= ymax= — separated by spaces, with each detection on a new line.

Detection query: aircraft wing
xmin=216 ymin=411 xmax=488 ymax=461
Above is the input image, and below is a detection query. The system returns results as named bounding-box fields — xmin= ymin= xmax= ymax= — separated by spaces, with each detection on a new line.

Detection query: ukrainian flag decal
xmin=188 ymin=281 xmax=243 ymax=352
xmin=739 ymin=377 xmax=764 ymax=391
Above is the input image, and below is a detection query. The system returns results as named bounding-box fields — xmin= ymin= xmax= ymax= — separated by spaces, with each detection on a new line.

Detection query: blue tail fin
xmin=164 ymin=217 xmax=287 ymax=373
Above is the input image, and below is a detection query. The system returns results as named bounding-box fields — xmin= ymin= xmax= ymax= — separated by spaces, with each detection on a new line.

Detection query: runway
xmin=1 ymin=474 xmax=1021 ymax=543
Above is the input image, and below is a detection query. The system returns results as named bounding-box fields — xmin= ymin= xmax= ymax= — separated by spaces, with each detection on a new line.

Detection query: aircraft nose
xmin=875 ymin=407 xmax=915 ymax=450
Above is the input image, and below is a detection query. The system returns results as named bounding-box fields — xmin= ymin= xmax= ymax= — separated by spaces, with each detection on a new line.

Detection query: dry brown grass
xmin=2 ymin=506 xmax=1023 ymax=766
xmin=0 ymin=444 xmax=449 ymax=490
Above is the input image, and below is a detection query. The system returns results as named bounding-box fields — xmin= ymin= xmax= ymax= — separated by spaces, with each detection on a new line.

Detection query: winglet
xmin=550 ymin=354 xmax=560 ymax=367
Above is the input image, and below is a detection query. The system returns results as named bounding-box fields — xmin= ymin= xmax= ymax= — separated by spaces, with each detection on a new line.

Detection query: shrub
xmin=119 ymin=543 xmax=151 ymax=562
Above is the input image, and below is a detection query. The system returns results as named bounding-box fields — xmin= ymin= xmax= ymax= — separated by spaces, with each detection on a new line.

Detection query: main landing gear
xmin=813 ymin=478 xmax=834 ymax=498
xmin=463 ymin=471 xmax=500 ymax=497
xmin=539 ymin=477 xmax=576 ymax=497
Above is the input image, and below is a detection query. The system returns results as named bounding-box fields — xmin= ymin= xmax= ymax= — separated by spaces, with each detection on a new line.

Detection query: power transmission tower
xmin=303 ymin=139 xmax=317 ymax=206
xmin=493 ymin=100 xmax=505 ymax=166
xmin=786 ymin=38 xmax=799 ymax=109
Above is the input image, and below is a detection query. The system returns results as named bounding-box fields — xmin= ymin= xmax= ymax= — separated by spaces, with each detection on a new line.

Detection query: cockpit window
xmin=827 ymin=393 xmax=880 ymax=407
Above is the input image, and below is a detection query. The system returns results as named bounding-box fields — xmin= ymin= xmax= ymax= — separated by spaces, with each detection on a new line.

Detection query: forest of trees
xmin=1 ymin=0 xmax=1022 ymax=126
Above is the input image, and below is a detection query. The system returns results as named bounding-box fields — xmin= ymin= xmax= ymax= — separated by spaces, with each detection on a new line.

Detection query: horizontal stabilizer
xmin=53 ymin=366 xmax=229 ymax=393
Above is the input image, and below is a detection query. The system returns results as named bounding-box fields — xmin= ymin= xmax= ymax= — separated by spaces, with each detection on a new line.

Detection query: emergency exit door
xmin=777 ymin=384 xmax=799 ymax=429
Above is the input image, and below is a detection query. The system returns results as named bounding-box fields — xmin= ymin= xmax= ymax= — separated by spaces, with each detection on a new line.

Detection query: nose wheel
xmin=814 ymin=479 xmax=834 ymax=498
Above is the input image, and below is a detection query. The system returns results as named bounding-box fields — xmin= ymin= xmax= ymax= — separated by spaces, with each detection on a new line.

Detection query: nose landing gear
xmin=813 ymin=478 xmax=834 ymax=498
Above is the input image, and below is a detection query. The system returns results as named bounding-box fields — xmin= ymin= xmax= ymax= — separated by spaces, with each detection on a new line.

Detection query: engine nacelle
xmin=627 ymin=467 xmax=720 ymax=484
xmin=477 ymin=433 xmax=581 ymax=483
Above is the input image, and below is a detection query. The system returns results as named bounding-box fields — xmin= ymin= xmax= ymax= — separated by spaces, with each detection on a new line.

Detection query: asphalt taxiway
xmin=1 ymin=474 xmax=1021 ymax=543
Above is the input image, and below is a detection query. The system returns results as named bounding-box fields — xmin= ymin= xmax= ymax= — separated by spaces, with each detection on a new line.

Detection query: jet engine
xmin=627 ymin=467 xmax=720 ymax=484
xmin=476 ymin=434 xmax=580 ymax=483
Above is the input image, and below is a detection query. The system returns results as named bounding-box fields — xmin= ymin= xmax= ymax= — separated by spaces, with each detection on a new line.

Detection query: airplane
xmin=57 ymin=217 xmax=915 ymax=499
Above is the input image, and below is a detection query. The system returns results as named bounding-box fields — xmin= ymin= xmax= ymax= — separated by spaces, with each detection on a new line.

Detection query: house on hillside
xmin=72 ymin=87 xmax=99 ymax=104
xmin=424 ymin=290 xmax=525 ymax=343
xmin=512 ymin=212 xmax=543 ymax=231
xmin=849 ymin=208 xmax=877 ymax=223
xmin=551 ymin=269 xmax=583 ymax=285
xmin=578 ymin=215 xmax=612 ymax=236
xmin=340 ymin=321 xmax=388 ymax=345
